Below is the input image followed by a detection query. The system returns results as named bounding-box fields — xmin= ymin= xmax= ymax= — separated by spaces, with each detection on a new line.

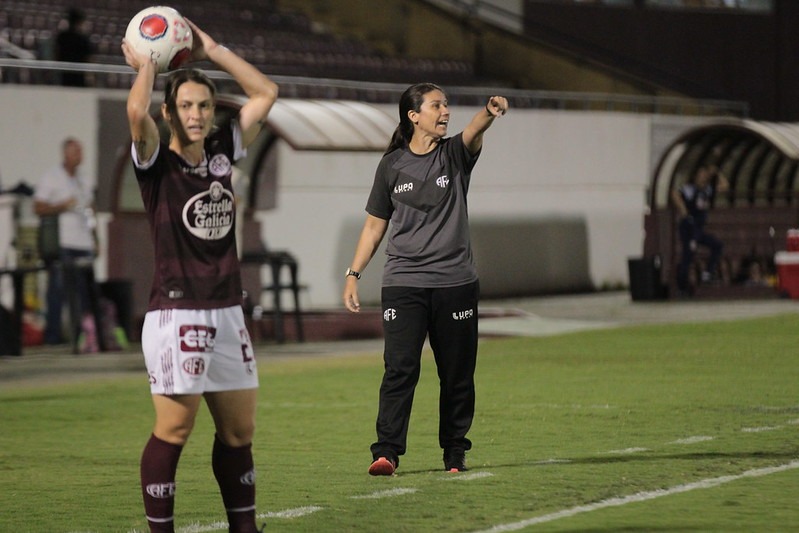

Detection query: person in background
xmin=672 ymin=163 xmax=730 ymax=294
xmin=33 ymin=137 xmax=96 ymax=345
xmin=343 ymin=83 xmax=508 ymax=475
xmin=55 ymin=7 xmax=94 ymax=87
xmin=122 ymin=17 xmax=277 ymax=533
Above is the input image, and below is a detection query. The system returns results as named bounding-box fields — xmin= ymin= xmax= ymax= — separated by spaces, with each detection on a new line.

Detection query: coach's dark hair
xmin=385 ymin=83 xmax=445 ymax=154
xmin=163 ymin=68 xmax=217 ymax=116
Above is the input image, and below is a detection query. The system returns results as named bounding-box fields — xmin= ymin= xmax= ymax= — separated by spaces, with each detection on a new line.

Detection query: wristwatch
xmin=345 ymin=268 xmax=361 ymax=280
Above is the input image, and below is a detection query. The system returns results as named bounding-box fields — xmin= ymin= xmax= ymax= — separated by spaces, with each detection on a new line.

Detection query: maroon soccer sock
xmin=212 ymin=434 xmax=257 ymax=532
xmin=140 ymin=434 xmax=183 ymax=533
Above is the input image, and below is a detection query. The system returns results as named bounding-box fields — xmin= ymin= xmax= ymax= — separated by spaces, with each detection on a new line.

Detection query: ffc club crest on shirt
xmin=182 ymin=180 xmax=235 ymax=240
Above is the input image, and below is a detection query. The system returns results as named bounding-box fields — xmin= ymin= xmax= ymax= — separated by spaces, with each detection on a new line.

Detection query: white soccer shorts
xmin=141 ymin=306 xmax=258 ymax=395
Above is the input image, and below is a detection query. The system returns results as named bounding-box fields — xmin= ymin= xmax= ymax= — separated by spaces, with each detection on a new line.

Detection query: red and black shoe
xmin=443 ymin=448 xmax=468 ymax=472
xmin=368 ymin=456 xmax=396 ymax=476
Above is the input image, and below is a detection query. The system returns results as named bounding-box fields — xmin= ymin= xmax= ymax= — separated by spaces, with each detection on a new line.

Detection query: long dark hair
xmin=385 ymin=82 xmax=445 ymax=154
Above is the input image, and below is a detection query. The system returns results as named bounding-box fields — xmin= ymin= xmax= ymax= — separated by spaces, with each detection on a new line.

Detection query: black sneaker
xmin=443 ymin=448 xmax=467 ymax=472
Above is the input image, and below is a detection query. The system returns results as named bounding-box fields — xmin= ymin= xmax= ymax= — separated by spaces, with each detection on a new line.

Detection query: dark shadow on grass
xmin=480 ymin=449 xmax=799 ymax=470
xmin=557 ymin=527 xmax=705 ymax=533
xmin=373 ymin=449 xmax=799 ymax=476
xmin=564 ymin=450 xmax=799 ymax=465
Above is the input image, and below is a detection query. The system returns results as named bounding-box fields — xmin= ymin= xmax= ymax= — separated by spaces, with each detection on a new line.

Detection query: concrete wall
xmin=255 ymin=104 xmax=706 ymax=307
xmin=0 ymin=85 xmax=707 ymax=312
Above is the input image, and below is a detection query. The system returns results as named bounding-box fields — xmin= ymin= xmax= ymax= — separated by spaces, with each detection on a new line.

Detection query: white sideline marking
xmin=351 ymin=487 xmax=418 ymax=499
xmin=603 ymin=447 xmax=649 ymax=454
xmin=742 ymin=426 xmax=782 ymax=433
xmin=469 ymin=460 xmax=799 ymax=533
xmin=445 ymin=471 xmax=494 ymax=481
xmin=177 ymin=522 xmax=227 ymax=533
xmin=534 ymin=458 xmax=572 ymax=465
xmin=175 ymin=506 xmax=324 ymax=532
xmin=261 ymin=505 xmax=324 ymax=518
xmin=533 ymin=403 xmax=614 ymax=410
xmin=670 ymin=436 xmax=714 ymax=445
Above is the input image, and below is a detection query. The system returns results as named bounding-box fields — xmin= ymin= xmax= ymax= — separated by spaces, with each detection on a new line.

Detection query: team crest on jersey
xmin=182 ymin=181 xmax=235 ymax=240
xmin=208 ymin=154 xmax=232 ymax=177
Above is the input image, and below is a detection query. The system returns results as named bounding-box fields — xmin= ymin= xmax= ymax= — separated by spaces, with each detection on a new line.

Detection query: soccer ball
xmin=125 ymin=6 xmax=193 ymax=74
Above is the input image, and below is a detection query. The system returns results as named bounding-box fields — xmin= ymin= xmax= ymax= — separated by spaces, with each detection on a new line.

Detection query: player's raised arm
xmin=122 ymin=39 xmax=160 ymax=163
xmin=186 ymin=20 xmax=278 ymax=148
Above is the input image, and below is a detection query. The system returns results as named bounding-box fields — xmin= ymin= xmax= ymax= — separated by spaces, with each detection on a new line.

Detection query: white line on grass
xmin=669 ymin=436 xmax=714 ymax=445
xmin=742 ymin=426 xmax=782 ymax=433
xmin=603 ymin=447 xmax=649 ymax=454
xmin=444 ymin=471 xmax=494 ymax=481
xmin=177 ymin=521 xmax=231 ymax=533
xmin=534 ymin=458 xmax=572 ymax=465
xmin=350 ymin=487 xmax=418 ymax=499
xmin=260 ymin=505 xmax=324 ymax=518
xmin=469 ymin=460 xmax=799 ymax=533
xmin=174 ymin=506 xmax=324 ymax=533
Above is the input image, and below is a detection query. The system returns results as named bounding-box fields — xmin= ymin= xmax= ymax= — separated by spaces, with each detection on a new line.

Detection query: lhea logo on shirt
xmin=452 ymin=308 xmax=474 ymax=320
xmin=182 ymin=181 xmax=235 ymax=240
xmin=394 ymin=182 xmax=413 ymax=194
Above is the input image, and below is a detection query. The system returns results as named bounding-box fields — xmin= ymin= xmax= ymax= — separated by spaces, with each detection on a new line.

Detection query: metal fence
xmin=0 ymin=57 xmax=749 ymax=117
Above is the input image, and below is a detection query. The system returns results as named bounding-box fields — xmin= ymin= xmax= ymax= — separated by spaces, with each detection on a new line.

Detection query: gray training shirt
xmin=366 ymin=133 xmax=481 ymax=288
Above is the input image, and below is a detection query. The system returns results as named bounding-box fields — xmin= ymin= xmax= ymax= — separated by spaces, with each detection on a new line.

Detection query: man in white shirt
xmin=33 ymin=138 xmax=96 ymax=345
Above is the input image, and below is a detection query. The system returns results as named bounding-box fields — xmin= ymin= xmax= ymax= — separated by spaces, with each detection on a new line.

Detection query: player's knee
xmin=216 ymin=424 xmax=255 ymax=448
xmin=154 ymin=419 xmax=196 ymax=445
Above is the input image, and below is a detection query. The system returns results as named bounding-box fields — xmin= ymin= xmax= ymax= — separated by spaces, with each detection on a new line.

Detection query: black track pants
xmin=370 ymin=281 xmax=479 ymax=462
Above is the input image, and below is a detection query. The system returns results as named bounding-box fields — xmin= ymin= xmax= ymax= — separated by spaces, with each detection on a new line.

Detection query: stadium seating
xmin=0 ymin=0 xmax=477 ymax=88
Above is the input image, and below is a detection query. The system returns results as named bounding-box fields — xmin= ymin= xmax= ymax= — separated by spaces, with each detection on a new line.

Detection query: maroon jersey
xmin=133 ymin=122 xmax=245 ymax=311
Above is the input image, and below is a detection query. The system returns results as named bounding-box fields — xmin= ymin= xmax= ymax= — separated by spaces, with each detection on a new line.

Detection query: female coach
xmin=343 ymin=83 xmax=508 ymax=476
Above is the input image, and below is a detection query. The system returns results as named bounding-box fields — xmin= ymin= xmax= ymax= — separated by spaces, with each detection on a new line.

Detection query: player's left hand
xmin=185 ymin=19 xmax=218 ymax=62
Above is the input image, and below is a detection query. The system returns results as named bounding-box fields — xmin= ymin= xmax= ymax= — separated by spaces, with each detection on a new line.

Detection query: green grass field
xmin=1 ymin=313 xmax=798 ymax=532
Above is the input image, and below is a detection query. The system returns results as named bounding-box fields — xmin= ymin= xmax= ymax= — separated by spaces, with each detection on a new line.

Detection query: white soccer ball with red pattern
xmin=125 ymin=6 xmax=193 ymax=74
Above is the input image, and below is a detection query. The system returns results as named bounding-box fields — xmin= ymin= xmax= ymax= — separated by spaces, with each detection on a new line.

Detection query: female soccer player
xmin=122 ymin=19 xmax=277 ymax=533
xmin=343 ymin=83 xmax=508 ymax=475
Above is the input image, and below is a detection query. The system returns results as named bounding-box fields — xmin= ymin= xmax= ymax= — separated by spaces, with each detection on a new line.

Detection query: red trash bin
xmin=787 ymin=229 xmax=799 ymax=252
xmin=775 ymin=251 xmax=799 ymax=298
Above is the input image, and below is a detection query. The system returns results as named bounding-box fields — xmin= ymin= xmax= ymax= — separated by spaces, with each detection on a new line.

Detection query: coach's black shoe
xmin=443 ymin=448 xmax=467 ymax=472
xmin=257 ymin=522 xmax=266 ymax=532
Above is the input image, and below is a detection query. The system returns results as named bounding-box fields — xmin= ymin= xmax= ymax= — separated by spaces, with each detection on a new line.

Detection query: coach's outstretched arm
xmin=185 ymin=20 xmax=278 ymax=148
xmin=462 ymin=95 xmax=509 ymax=156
